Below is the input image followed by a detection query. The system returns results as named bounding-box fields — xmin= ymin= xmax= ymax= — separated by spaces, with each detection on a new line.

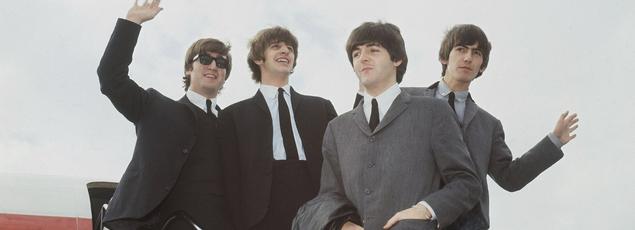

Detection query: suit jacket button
xmin=369 ymin=137 xmax=375 ymax=142
xmin=367 ymin=163 xmax=375 ymax=168
xmin=182 ymin=148 xmax=189 ymax=154
xmin=364 ymin=188 xmax=371 ymax=195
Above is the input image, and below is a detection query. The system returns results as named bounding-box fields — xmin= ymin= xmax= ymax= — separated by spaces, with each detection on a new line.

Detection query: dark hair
xmin=247 ymin=26 xmax=298 ymax=83
xmin=183 ymin=38 xmax=232 ymax=90
xmin=346 ymin=21 xmax=408 ymax=83
xmin=439 ymin=24 xmax=491 ymax=78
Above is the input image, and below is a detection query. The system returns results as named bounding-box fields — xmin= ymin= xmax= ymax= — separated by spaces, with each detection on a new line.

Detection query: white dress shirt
xmin=436 ymin=80 xmax=469 ymax=124
xmin=362 ymin=83 xmax=401 ymax=124
xmin=186 ymin=89 xmax=218 ymax=116
xmin=259 ymin=84 xmax=307 ymax=160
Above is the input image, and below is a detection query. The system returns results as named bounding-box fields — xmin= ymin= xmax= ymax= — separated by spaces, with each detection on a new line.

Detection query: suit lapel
xmin=373 ymin=91 xmax=409 ymax=134
xmin=289 ymin=88 xmax=307 ymax=147
xmin=178 ymin=95 xmax=196 ymax=111
xmin=253 ymin=90 xmax=272 ymax=117
xmin=352 ymin=102 xmax=373 ymax=136
xmin=251 ymin=90 xmax=274 ymax=162
xmin=177 ymin=96 xmax=199 ymax=149
xmin=462 ymin=96 xmax=478 ymax=132
xmin=290 ymin=87 xmax=302 ymax=114
xmin=352 ymin=91 xmax=410 ymax=136
xmin=178 ymin=95 xmax=203 ymax=121
xmin=423 ymin=81 xmax=439 ymax=97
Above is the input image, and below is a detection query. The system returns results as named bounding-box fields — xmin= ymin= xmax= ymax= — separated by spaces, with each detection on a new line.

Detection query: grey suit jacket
xmin=293 ymin=91 xmax=482 ymax=229
xmin=403 ymin=82 xmax=564 ymax=228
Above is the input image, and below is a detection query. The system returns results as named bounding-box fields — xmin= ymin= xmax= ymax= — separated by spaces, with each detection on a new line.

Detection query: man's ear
xmin=393 ymin=59 xmax=403 ymax=67
xmin=255 ymin=59 xmax=264 ymax=65
xmin=439 ymin=57 xmax=448 ymax=65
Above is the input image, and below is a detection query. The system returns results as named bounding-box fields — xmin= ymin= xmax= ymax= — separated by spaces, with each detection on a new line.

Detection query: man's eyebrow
xmin=365 ymin=42 xmax=381 ymax=47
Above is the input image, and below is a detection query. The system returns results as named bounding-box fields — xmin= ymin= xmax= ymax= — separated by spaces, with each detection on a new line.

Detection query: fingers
xmin=565 ymin=113 xmax=579 ymax=127
xmin=133 ymin=0 xmax=139 ymax=6
xmin=561 ymin=111 xmax=579 ymax=143
xmin=559 ymin=111 xmax=579 ymax=127
xmin=565 ymin=113 xmax=578 ymax=122
xmin=383 ymin=214 xmax=400 ymax=229
xmin=570 ymin=124 xmax=579 ymax=132
xmin=149 ymin=0 xmax=163 ymax=12
xmin=560 ymin=111 xmax=569 ymax=120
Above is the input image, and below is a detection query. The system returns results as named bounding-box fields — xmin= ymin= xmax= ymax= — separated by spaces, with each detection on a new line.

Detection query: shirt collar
xmin=260 ymin=84 xmax=291 ymax=100
xmin=438 ymin=79 xmax=469 ymax=102
xmin=186 ymin=89 xmax=217 ymax=113
xmin=363 ymin=83 xmax=401 ymax=122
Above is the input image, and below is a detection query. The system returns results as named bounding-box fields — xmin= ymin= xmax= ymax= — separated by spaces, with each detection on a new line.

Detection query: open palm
xmin=126 ymin=0 xmax=163 ymax=25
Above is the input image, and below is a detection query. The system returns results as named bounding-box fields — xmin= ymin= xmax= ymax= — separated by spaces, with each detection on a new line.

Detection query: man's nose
xmin=463 ymin=52 xmax=473 ymax=62
xmin=208 ymin=60 xmax=218 ymax=69
xmin=280 ymin=46 xmax=290 ymax=54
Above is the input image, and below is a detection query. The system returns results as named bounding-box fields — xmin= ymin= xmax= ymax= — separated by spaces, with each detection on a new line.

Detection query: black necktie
xmin=369 ymin=98 xmax=379 ymax=131
xmin=448 ymin=92 xmax=456 ymax=112
xmin=206 ymin=99 xmax=214 ymax=117
xmin=278 ymin=88 xmax=299 ymax=160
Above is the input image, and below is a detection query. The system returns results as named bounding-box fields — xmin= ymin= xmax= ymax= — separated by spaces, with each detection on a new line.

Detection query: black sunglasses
xmin=193 ymin=53 xmax=229 ymax=69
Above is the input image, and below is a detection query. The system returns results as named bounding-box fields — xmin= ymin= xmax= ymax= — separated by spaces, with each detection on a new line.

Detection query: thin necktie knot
xmin=369 ymin=98 xmax=379 ymax=131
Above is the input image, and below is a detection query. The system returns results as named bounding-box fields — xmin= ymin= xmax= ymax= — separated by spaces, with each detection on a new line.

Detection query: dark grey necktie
xmin=369 ymin=98 xmax=379 ymax=131
xmin=278 ymin=88 xmax=299 ymax=160
xmin=448 ymin=92 xmax=456 ymax=112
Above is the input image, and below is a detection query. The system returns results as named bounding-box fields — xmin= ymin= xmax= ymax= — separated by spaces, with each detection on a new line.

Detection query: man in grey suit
xmin=293 ymin=22 xmax=482 ymax=230
xmin=404 ymin=24 xmax=579 ymax=229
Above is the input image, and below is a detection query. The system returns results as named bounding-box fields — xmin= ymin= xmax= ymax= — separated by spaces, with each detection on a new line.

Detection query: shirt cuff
xmin=416 ymin=201 xmax=437 ymax=220
xmin=548 ymin=132 xmax=564 ymax=148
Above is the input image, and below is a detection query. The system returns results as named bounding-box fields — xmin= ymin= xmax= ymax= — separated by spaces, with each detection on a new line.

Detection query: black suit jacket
xmin=219 ymin=89 xmax=337 ymax=230
xmin=97 ymin=19 xmax=223 ymax=223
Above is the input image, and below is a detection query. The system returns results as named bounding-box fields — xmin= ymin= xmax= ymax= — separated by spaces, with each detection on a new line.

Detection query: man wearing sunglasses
xmin=97 ymin=0 xmax=231 ymax=229
xmin=219 ymin=27 xmax=337 ymax=230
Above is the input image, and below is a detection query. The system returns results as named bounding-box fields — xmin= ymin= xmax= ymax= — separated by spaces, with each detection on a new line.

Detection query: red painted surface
xmin=0 ymin=213 xmax=91 ymax=230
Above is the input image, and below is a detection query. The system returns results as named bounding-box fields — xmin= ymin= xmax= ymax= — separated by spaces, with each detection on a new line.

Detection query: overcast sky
xmin=1 ymin=0 xmax=634 ymax=228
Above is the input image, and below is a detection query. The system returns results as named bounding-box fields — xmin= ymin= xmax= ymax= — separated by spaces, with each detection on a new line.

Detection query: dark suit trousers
xmin=251 ymin=160 xmax=315 ymax=230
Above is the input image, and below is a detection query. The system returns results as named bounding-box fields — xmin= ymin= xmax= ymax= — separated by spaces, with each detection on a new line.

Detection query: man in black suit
xmin=97 ymin=1 xmax=231 ymax=229
xmin=219 ymin=26 xmax=337 ymax=230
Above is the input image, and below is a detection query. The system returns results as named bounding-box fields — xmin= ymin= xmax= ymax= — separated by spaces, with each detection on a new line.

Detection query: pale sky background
xmin=1 ymin=0 xmax=634 ymax=229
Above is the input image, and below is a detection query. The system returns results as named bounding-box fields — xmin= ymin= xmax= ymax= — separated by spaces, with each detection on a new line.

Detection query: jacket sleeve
xmin=488 ymin=120 xmax=564 ymax=191
xmin=96 ymin=18 xmax=149 ymax=123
